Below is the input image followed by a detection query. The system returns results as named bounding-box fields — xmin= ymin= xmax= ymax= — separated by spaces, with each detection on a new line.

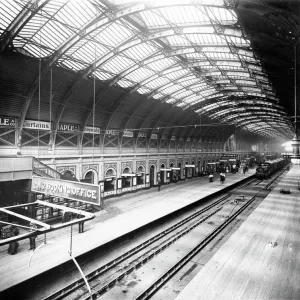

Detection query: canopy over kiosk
xmin=185 ymin=164 xmax=195 ymax=179
xmin=101 ymin=168 xmax=116 ymax=197
xmin=136 ymin=165 xmax=146 ymax=188
xmin=120 ymin=167 xmax=136 ymax=193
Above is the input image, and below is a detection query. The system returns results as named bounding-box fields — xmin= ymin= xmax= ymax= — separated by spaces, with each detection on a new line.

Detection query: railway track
xmin=42 ymin=169 xmax=287 ymax=300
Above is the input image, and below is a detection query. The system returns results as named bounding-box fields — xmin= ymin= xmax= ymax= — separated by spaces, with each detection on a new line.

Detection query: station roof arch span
xmin=1 ymin=0 xmax=299 ymax=143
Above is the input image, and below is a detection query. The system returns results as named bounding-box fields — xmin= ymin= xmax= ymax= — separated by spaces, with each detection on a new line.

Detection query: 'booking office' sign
xmin=31 ymin=176 xmax=101 ymax=206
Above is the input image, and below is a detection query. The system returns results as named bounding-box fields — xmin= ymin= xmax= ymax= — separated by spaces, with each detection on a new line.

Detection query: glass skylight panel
xmin=139 ymin=9 xmax=169 ymax=29
xmin=166 ymin=98 xmax=177 ymax=104
xmin=166 ymin=69 xmax=190 ymax=81
xmin=206 ymin=6 xmax=237 ymax=24
xmin=0 ymin=0 xmax=23 ymax=29
xmin=147 ymin=57 xmax=174 ymax=72
xmin=145 ymin=76 xmax=170 ymax=89
xmin=163 ymin=84 xmax=184 ymax=95
xmin=153 ymin=93 xmax=165 ymax=99
xmin=123 ymin=43 xmax=156 ymax=61
xmin=125 ymin=68 xmax=155 ymax=82
xmin=183 ymin=95 xmax=200 ymax=103
xmin=61 ymin=59 xmax=88 ymax=71
xmin=102 ymin=55 xmax=134 ymax=74
xmin=167 ymin=35 xmax=190 ymax=47
xmin=173 ymin=90 xmax=193 ymax=99
xmin=93 ymin=69 xmax=114 ymax=80
xmin=159 ymin=6 xmax=210 ymax=26
xmin=187 ymin=33 xmax=225 ymax=45
xmin=24 ymin=43 xmax=52 ymax=58
xmin=117 ymin=79 xmax=133 ymax=88
xmin=101 ymin=23 xmax=133 ymax=49
xmin=177 ymin=77 xmax=201 ymax=85
xmin=227 ymin=36 xmax=250 ymax=46
xmin=71 ymin=40 xmax=107 ymax=65
xmin=137 ymin=86 xmax=152 ymax=94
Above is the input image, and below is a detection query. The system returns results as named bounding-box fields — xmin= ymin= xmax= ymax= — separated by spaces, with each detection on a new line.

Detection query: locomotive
xmin=255 ymin=158 xmax=288 ymax=179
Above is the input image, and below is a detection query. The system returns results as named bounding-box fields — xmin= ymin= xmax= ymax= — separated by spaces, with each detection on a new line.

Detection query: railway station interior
xmin=0 ymin=0 xmax=300 ymax=299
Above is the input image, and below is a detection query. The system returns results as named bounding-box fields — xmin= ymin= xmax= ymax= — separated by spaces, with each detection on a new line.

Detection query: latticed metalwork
xmin=0 ymin=0 xmax=295 ymax=141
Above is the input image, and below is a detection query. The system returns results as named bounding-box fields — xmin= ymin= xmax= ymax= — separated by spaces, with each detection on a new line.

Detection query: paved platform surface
xmin=0 ymin=169 xmax=255 ymax=292
xmin=175 ymin=165 xmax=300 ymax=300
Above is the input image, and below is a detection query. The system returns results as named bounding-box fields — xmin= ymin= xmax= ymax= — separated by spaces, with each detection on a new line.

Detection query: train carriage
xmin=256 ymin=158 xmax=288 ymax=179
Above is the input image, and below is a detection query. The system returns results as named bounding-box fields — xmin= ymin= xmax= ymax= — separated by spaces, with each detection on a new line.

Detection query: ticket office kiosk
xmin=136 ymin=173 xmax=145 ymax=189
xmin=103 ymin=176 xmax=117 ymax=197
xmin=171 ymin=167 xmax=180 ymax=182
xmin=185 ymin=164 xmax=195 ymax=179
xmin=121 ymin=173 xmax=136 ymax=193
xmin=145 ymin=174 xmax=150 ymax=188
xmin=228 ymin=159 xmax=237 ymax=172
xmin=160 ymin=168 xmax=171 ymax=184
xmin=207 ymin=162 xmax=216 ymax=174
xmin=219 ymin=159 xmax=228 ymax=172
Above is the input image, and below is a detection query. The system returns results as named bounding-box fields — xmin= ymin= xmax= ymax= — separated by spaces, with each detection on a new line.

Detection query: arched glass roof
xmin=0 ymin=0 xmax=293 ymax=139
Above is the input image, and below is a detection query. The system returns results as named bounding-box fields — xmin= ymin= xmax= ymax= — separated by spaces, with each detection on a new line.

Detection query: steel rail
xmin=133 ymin=195 xmax=258 ymax=300
xmin=133 ymin=168 xmax=288 ymax=300
xmin=43 ymin=194 xmax=231 ymax=300
xmin=84 ymin=208 xmax=222 ymax=300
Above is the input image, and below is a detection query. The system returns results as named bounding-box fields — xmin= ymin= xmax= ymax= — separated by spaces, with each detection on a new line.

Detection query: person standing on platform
xmin=158 ymin=179 xmax=161 ymax=191
xmin=8 ymin=228 xmax=19 ymax=255
xmin=220 ymin=173 xmax=225 ymax=184
xmin=29 ymin=222 xmax=37 ymax=250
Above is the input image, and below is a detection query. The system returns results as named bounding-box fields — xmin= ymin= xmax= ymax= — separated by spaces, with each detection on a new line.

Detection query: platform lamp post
xmin=291 ymin=39 xmax=300 ymax=164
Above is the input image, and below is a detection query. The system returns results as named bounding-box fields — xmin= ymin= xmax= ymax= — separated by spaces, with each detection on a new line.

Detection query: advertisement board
xmin=84 ymin=126 xmax=100 ymax=134
xmin=0 ymin=116 xmax=16 ymax=127
xmin=31 ymin=176 xmax=101 ymax=206
xmin=24 ymin=120 xmax=50 ymax=131
xmin=58 ymin=123 xmax=80 ymax=132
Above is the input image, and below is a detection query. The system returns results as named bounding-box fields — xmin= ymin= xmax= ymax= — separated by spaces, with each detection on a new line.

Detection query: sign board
xmin=24 ymin=120 xmax=50 ymax=131
xmin=59 ymin=123 xmax=80 ymax=132
xmin=0 ymin=116 xmax=16 ymax=127
xmin=123 ymin=131 xmax=134 ymax=137
xmin=138 ymin=132 xmax=147 ymax=138
xmin=185 ymin=164 xmax=195 ymax=168
xmin=117 ymin=178 xmax=122 ymax=189
xmin=31 ymin=176 xmax=101 ymax=206
xmin=84 ymin=126 xmax=100 ymax=134
xmin=151 ymin=133 xmax=158 ymax=139
xmin=105 ymin=129 xmax=119 ymax=136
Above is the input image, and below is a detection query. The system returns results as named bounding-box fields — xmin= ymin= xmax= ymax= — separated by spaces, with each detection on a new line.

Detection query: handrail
xmin=32 ymin=157 xmax=62 ymax=179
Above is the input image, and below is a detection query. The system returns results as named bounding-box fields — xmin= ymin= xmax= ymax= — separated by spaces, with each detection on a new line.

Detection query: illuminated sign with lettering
xmin=31 ymin=176 xmax=101 ymax=206
xmin=24 ymin=120 xmax=50 ymax=131
xmin=59 ymin=123 xmax=80 ymax=132
xmin=0 ymin=116 xmax=16 ymax=127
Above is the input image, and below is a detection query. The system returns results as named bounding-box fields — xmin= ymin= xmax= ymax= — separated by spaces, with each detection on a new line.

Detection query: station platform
xmin=0 ymin=169 xmax=255 ymax=293
xmin=175 ymin=165 xmax=300 ymax=300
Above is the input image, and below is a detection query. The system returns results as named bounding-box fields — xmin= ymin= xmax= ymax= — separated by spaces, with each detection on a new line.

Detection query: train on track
xmin=255 ymin=158 xmax=289 ymax=179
